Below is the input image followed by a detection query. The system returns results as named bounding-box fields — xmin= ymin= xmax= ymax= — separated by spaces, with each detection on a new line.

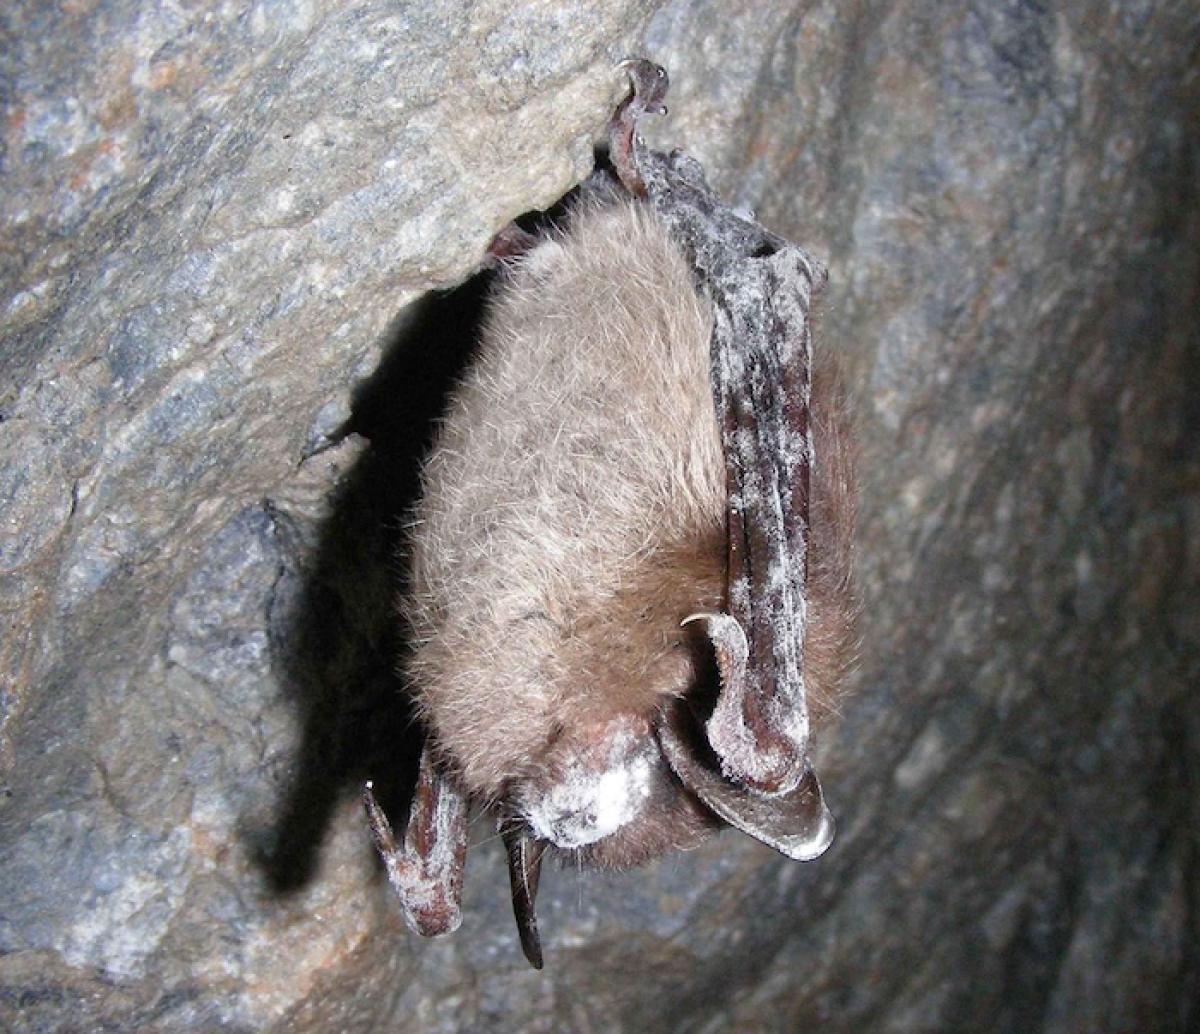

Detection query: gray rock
xmin=1 ymin=0 xmax=1196 ymax=1031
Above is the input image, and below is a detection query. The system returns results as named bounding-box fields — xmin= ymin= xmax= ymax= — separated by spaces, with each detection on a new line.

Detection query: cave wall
xmin=1 ymin=0 xmax=1197 ymax=1031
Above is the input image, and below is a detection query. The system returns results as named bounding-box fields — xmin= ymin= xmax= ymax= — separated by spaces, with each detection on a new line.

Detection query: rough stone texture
xmin=1 ymin=0 xmax=1197 ymax=1031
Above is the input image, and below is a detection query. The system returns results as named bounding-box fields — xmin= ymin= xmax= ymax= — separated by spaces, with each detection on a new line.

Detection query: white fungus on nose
xmin=526 ymin=743 xmax=655 ymax=849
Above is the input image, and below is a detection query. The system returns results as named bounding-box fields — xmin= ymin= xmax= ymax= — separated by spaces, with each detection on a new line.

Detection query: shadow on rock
xmin=255 ymin=272 xmax=491 ymax=894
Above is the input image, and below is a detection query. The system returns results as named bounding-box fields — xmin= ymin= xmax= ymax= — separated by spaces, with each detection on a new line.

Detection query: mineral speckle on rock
xmin=2 ymin=0 xmax=1197 ymax=1031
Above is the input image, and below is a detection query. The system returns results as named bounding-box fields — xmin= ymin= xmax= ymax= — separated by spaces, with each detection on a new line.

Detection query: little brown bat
xmin=363 ymin=59 xmax=857 ymax=969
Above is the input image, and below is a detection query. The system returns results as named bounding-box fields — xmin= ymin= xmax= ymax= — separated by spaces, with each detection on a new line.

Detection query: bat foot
xmin=609 ymin=58 xmax=670 ymax=196
xmin=617 ymin=58 xmax=670 ymax=116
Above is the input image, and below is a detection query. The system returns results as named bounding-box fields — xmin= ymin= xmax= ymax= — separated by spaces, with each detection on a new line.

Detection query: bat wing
xmin=615 ymin=60 xmax=834 ymax=854
xmin=362 ymin=743 xmax=469 ymax=936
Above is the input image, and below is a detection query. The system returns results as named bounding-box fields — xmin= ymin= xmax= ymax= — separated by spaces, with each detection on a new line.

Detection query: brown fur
xmin=804 ymin=356 xmax=860 ymax=725
xmin=403 ymin=193 xmax=856 ymax=869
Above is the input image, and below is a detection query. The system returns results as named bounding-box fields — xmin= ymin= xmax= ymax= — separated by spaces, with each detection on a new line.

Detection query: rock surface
xmin=2 ymin=0 xmax=1197 ymax=1031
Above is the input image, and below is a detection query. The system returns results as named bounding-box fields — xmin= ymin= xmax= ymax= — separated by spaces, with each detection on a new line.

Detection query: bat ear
xmin=502 ymin=824 xmax=548 ymax=970
xmin=657 ymin=703 xmax=835 ymax=862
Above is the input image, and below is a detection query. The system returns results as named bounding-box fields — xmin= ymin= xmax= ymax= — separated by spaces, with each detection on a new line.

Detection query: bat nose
xmin=527 ymin=761 xmax=652 ymax=848
xmin=549 ymin=809 xmax=599 ymax=845
xmin=532 ymin=807 xmax=602 ymax=849
xmin=523 ymin=722 xmax=659 ymax=848
xmin=559 ymin=808 xmax=598 ymax=831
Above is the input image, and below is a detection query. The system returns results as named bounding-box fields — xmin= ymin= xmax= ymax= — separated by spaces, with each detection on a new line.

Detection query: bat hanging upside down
xmin=363 ymin=58 xmax=858 ymax=969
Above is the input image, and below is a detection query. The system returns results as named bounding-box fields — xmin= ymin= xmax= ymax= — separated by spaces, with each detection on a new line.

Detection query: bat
xmin=363 ymin=58 xmax=857 ymax=969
